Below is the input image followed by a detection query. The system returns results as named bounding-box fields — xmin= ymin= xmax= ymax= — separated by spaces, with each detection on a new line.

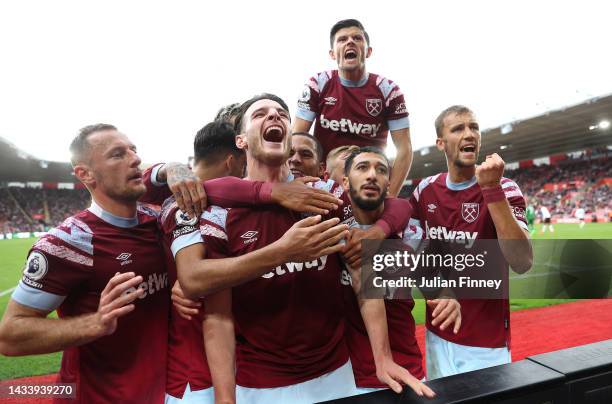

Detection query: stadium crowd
xmin=505 ymin=156 xmax=612 ymax=221
xmin=2 ymin=156 xmax=609 ymax=234
xmin=0 ymin=188 xmax=89 ymax=233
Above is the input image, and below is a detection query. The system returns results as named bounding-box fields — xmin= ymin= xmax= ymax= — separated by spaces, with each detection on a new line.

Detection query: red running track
xmin=2 ymin=299 xmax=611 ymax=403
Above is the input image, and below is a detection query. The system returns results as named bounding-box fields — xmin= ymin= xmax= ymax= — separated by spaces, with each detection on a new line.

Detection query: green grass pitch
xmin=0 ymin=222 xmax=610 ymax=379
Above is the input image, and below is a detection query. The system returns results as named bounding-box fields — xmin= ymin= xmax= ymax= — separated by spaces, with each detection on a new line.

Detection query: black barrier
xmin=319 ymin=339 xmax=612 ymax=403
xmin=319 ymin=360 xmax=567 ymax=403
xmin=527 ymin=339 xmax=612 ymax=403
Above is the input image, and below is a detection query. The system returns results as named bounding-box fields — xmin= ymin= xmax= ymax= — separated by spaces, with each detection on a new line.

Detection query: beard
xmin=453 ymin=157 xmax=477 ymax=168
xmin=349 ymin=181 xmax=387 ymax=211
xmin=97 ymin=177 xmax=146 ymax=202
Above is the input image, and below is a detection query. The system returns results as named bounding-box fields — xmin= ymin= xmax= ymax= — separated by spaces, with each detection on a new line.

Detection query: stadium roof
xmin=1 ymin=94 xmax=611 ymax=182
xmin=0 ymin=137 xmax=74 ymax=182
xmin=408 ymin=93 xmax=612 ymax=179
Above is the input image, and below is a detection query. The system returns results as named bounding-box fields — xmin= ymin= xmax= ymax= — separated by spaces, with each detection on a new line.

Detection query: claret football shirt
xmin=12 ymin=201 xmax=169 ymax=404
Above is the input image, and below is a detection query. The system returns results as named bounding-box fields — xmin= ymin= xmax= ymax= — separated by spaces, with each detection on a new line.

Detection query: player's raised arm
xmin=0 ymin=272 xmax=144 ymax=356
xmin=476 ymin=153 xmax=533 ymax=273
xmin=389 ymin=127 xmax=413 ymax=196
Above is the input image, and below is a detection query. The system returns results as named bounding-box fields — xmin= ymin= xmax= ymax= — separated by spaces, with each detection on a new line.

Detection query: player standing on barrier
xmin=0 ymin=124 xmax=170 ymax=403
xmin=293 ymin=19 xmax=412 ymax=196
xmin=405 ymin=106 xmax=533 ymax=379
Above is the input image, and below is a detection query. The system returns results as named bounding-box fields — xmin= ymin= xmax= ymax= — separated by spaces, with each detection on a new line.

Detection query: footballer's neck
xmin=91 ymin=193 xmax=137 ymax=218
xmin=193 ymin=162 xmax=227 ymax=182
xmin=339 ymin=66 xmax=367 ymax=83
xmin=448 ymin=165 xmax=476 ymax=184
xmin=245 ymin=157 xmax=286 ymax=183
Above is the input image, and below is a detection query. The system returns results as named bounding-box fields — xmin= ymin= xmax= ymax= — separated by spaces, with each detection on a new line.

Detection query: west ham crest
xmin=461 ymin=203 xmax=480 ymax=223
xmin=365 ymin=98 xmax=382 ymax=116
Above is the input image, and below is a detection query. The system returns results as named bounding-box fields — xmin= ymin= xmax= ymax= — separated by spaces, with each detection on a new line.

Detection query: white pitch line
xmin=0 ymin=286 xmax=16 ymax=297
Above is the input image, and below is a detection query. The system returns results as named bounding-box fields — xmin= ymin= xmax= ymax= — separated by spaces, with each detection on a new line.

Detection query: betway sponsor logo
xmin=426 ymin=223 xmax=477 ymax=249
xmin=262 ymin=255 xmax=328 ymax=278
xmin=320 ymin=115 xmax=381 ymax=137
xmin=123 ymin=272 xmax=169 ymax=299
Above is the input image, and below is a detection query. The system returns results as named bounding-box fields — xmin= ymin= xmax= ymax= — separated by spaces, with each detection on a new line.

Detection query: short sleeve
xmin=376 ymin=76 xmax=409 ymax=131
xmin=296 ymin=73 xmax=326 ymax=122
xmin=501 ymin=178 xmax=528 ymax=231
xmin=159 ymin=197 xmax=203 ymax=258
xmin=12 ymin=220 xmax=95 ymax=311
xmin=200 ymin=206 xmax=231 ymax=259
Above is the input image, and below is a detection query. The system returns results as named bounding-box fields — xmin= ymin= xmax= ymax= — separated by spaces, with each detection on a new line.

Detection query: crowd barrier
xmin=321 ymin=339 xmax=612 ymax=403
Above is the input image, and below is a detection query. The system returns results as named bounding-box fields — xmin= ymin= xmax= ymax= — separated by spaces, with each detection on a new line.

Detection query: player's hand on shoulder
xmin=427 ymin=298 xmax=462 ymax=334
xmin=271 ymin=177 xmax=342 ymax=215
xmin=277 ymin=215 xmax=348 ymax=262
xmin=93 ymin=272 xmax=145 ymax=337
xmin=375 ymin=357 xmax=435 ymax=398
xmin=171 ymin=280 xmax=201 ymax=320
xmin=476 ymin=153 xmax=505 ymax=189
xmin=165 ymin=162 xmax=207 ymax=219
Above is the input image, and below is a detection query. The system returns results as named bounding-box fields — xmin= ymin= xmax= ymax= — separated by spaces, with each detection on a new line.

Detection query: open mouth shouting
xmin=344 ymin=48 xmax=358 ymax=60
xmin=459 ymin=143 xmax=477 ymax=158
xmin=262 ymin=124 xmax=286 ymax=148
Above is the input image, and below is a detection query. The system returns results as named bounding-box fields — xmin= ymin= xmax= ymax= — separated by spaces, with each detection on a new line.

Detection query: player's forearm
xmin=487 ymin=199 xmax=533 ymax=273
xmin=140 ymin=163 xmax=172 ymax=205
xmin=203 ymin=177 xmax=272 ymax=207
xmin=0 ymin=302 xmax=102 ymax=356
xmin=292 ymin=117 xmax=314 ymax=133
xmin=358 ymin=298 xmax=393 ymax=365
xmin=203 ymin=294 xmax=236 ymax=403
xmin=389 ymin=142 xmax=412 ymax=197
xmin=180 ymin=242 xmax=289 ymax=299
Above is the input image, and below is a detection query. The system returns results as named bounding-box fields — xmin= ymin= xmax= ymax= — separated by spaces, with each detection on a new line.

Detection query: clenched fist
xmin=476 ymin=153 xmax=504 ymax=189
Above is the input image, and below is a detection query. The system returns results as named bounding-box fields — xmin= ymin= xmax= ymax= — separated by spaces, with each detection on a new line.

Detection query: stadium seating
xmin=0 ymin=187 xmax=89 ymax=233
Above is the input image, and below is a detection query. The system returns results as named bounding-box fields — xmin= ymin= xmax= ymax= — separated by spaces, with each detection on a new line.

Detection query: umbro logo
xmin=116 ymin=252 xmax=133 ymax=266
xmin=427 ymin=204 xmax=437 ymax=213
xmin=324 ymin=97 xmax=337 ymax=106
xmin=241 ymin=231 xmax=259 ymax=245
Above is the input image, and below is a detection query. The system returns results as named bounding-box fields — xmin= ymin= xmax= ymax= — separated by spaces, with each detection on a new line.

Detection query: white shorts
xmin=236 ymin=360 xmax=359 ymax=404
xmin=165 ymin=384 xmax=214 ymax=404
xmin=426 ymin=330 xmax=511 ymax=380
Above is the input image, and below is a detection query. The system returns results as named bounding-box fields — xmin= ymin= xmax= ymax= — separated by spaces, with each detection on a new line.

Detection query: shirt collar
xmin=446 ymin=175 xmax=477 ymax=191
xmin=88 ymin=200 xmax=139 ymax=228
xmin=339 ymin=73 xmax=369 ymax=88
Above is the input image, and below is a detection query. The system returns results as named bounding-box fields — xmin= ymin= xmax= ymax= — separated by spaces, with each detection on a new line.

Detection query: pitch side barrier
xmin=320 ymin=339 xmax=612 ymax=403
xmin=358 ymin=239 xmax=612 ymax=300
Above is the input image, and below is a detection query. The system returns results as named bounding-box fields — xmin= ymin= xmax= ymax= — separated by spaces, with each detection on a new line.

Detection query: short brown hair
xmin=434 ymin=105 xmax=474 ymax=138
xmin=69 ymin=123 xmax=117 ymax=165
xmin=326 ymin=145 xmax=359 ymax=169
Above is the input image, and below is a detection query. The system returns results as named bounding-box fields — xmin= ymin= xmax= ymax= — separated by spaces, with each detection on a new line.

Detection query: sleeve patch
xmin=23 ymin=252 xmax=48 ymax=281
